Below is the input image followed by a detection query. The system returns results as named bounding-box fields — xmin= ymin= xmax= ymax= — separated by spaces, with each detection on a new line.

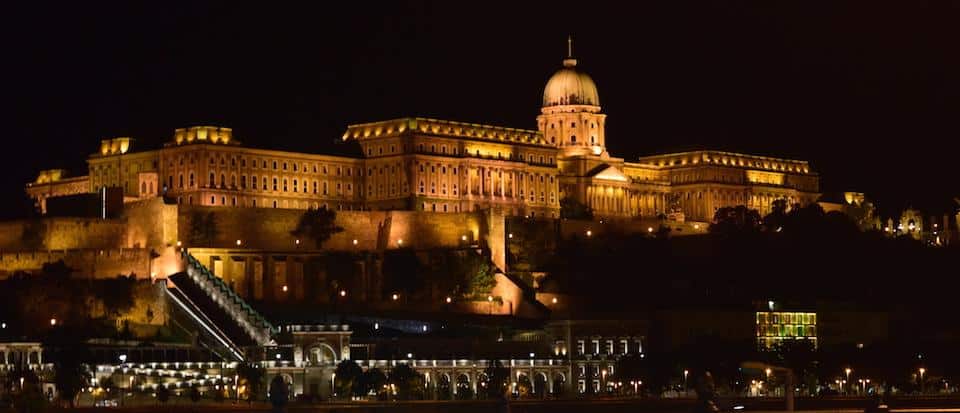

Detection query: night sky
xmin=3 ymin=1 xmax=959 ymax=219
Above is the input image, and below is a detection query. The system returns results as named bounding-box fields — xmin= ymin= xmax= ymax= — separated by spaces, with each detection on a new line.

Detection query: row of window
xmin=167 ymin=174 xmax=353 ymax=197
xmin=574 ymin=339 xmax=642 ymax=357
xmin=175 ymin=195 xmax=355 ymax=211
xmin=757 ymin=324 xmax=817 ymax=338
xmin=757 ymin=312 xmax=817 ymax=325
xmin=577 ymin=363 xmax=617 ymax=380
xmin=170 ymin=153 xmax=357 ymax=177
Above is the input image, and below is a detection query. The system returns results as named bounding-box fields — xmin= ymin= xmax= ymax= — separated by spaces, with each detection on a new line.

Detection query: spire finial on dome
xmin=563 ymin=35 xmax=577 ymax=67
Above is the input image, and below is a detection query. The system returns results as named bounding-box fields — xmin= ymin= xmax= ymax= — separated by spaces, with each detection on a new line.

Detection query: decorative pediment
xmin=587 ymin=164 xmax=629 ymax=182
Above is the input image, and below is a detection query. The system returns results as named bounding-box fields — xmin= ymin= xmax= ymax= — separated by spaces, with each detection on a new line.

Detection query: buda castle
xmin=27 ymin=42 xmax=820 ymax=222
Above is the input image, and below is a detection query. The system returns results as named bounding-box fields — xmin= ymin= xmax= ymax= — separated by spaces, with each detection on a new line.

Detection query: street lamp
xmin=845 ymin=368 xmax=852 ymax=394
xmin=684 ymin=369 xmax=689 ymax=391
xmin=919 ymin=368 xmax=926 ymax=394
xmin=119 ymin=354 xmax=127 ymax=406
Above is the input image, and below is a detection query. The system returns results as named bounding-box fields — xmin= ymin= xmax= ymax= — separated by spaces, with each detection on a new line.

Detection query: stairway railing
xmin=180 ymin=250 xmax=275 ymax=345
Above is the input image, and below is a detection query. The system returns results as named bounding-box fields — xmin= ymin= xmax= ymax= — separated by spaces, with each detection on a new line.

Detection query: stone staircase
xmin=165 ymin=251 xmax=275 ymax=361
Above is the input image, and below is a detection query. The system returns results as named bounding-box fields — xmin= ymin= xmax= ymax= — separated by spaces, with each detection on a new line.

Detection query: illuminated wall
xmin=756 ymin=311 xmax=817 ymax=349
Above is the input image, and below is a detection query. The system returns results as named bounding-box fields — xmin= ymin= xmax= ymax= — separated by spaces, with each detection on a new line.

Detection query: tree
xmin=560 ymin=196 xmax=594 ymax=220
xmin=188 ymin=211 xmax=218 ymax=246
xmin=19 ymin=219 xmax=45 ymax=250
xmin=709 ymin=205 xmax=762 ymax=236
xmin=435 ymin=251 xmax=497 ymax=300
xmin=334 ymin=360 xmax=363 ymax=398
xmin=359 ymin=368 xmax=387 ymax=399
xmin=189 ymin=384 xmax=201 ymax=403
xmin=616 ymin=353 xmax=646 ymax=390
xmin=236 ymin=362 xmax=265 ymax=404
xmin=10 ymin=368 xmax=45 ymax=413
xmin=290 ymin=207 xmax=344 ymax=249
xmin=382 ymin=249 xmax=425 ymax=300
xmin=388 ymin=364 xmax=423 ymax=400
xmin=483 ymin=360 xmax=510 ymax=400
xmin=50 ymin=342 xmax=91 ymax=407
xmin=156 ymin=385 xmax=170 ymax=405
xmin=268 ymin=374 xmax=288 ymax=410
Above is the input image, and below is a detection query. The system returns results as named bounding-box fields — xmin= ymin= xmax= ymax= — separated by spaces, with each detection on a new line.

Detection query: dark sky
xmin=3 ymin=1 xmax=959 ymax=219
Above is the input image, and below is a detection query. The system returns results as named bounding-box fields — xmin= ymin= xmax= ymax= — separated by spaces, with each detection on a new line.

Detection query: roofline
xmin=346 ymin=117 xmax=541 ymax=135
xmin=636 ymin=149 xmax=811 ymax=165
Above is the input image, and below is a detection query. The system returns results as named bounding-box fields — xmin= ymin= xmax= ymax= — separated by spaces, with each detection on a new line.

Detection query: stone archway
xmin=533 ymin=372 xmax=548 ymax=398
xmin=437 ymin=373 xmax=452 ymax=400
xmin=307 ymin=343 xmax=337 ymax=366
xmin=476 ymin=372 xmax=491 ymax=399
xmin=552 ymin=373 xmax=566 ymax=395
xmin=516 ymin=373 xmax=532 ymax=398
xmin=455 ymin=373 xmax=472 ymax=400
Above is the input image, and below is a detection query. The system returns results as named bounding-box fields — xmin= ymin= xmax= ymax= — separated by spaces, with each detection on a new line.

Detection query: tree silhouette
xmin=188 ymin=211 xmax=218 ymax=246
xmin=388 ymin=364 xmax=423 ymax=400
xmin=47 ymin=328 xmax=91 ymax=407
xmin=236 ymin=362 xmax=265 ymax=404
xmin=359 ymin=368 xmax=387 ymax=399
xmin=189 ymin=384 xmax=201 ymax=403
xmin=291 ymin=207 xmax=344 ymax=249
xmin=334 ymin=359 xmax=363 ymax=398
xmin=268 ymin=374 xmax=288 ymax=410
xmin=709 ymin=205 xmax=762 ymax=236
xmin=560 ymin=196 xmax=593 ymax=220
xmin=156 ymin=385 xmax=170 ymax=405
xmin=483 ymin=360 xmax=509 ymax=400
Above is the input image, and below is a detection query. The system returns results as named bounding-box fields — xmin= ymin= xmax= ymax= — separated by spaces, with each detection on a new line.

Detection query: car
xmin=95 ymin=399 xmax=119 ymax=407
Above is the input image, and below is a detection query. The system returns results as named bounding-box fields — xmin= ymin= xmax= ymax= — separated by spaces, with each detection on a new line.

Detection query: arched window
xmin=141 ymin=182 xmax=146 ymax=194
xmin=209 ymin=173 xmax=215 ymax=187
xmin=178 ymin=174 xmax=184 ymax=188
xmin=220 ymin=174 xmax=225 ymax=187
xmin=189 ymin=173 xmax=194 ymax=187
xmin=273 ymin=178 xmax=278 ymax=191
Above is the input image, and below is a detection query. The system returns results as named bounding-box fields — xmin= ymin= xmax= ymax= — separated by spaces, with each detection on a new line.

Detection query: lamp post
xmin=118 ymin=354 xmax=127 ymax=406
xmin=600 ymin=368 xmax=606 ymax=395
xmin=919 ymin=368 xmax=926 ymax=394
xmin=845 ymin=368 xmax=852 ymax=395
xmin=683 ymin=369 xmax=689 ymax=392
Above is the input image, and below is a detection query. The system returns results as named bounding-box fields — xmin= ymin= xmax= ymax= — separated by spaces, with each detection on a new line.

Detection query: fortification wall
xmin=558 ymin=217 xmax=709 ymax=239
xmin=177 ymin=206 xmax=493 ymax=252
xmin=0 ymin=249 xmax=153 ymax=279
xmin=122 ymin=198 xmax=179 ymax=249
xmin=0 ymin=218 xmax=126 ymax=250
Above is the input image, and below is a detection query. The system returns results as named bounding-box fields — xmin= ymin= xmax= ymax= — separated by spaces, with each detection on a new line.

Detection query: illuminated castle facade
xmin=27 ymin=44 xmax=820 ymax=221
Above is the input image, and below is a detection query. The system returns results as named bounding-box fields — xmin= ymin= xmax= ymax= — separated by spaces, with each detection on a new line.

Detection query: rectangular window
xmin=606 ymin=340 xmax=614 ymax=355
xmin=621 ymin=339 xmax=629 ymax=355
xmin=592 ymin=340 xmax=600 ymax=355
xmin=576 ymin=340 xmax=585 ymax=356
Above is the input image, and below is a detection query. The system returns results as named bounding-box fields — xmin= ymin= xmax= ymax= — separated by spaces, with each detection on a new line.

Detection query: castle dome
xmin=542 ymin=51 xmax=599 ymax=107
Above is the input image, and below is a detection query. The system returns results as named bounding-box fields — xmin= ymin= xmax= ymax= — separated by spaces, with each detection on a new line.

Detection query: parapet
xmin=172 ymin=126 xmax=237 ymax=146
xmin=99 ymin=137 xmax=133 ymax=156
xmin=343 ymin=117 xmax=548 ymax=147
xmin=34 ymin=169 xmax=66 ymax=184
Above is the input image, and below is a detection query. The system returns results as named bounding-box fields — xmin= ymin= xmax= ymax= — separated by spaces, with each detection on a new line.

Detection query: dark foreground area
xmin=19 ymin=396 xmax=960 ymax=413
